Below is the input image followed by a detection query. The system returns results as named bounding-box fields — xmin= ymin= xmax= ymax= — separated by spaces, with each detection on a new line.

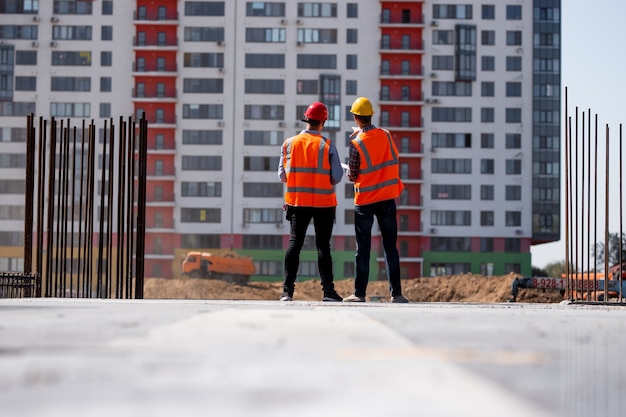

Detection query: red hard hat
xmin=302 ymin=102 xmax=328 ymax=123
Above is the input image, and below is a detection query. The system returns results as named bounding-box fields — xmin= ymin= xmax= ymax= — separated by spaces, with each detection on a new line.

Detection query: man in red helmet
xmin=277 ymin=102 xmax=344 ymax=302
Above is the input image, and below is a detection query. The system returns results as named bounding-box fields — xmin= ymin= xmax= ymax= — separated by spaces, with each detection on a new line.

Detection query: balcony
xmin=380 ymin=69 xmax=424 ymax=79
xmin=133 ymin=38 xmax=178 ymax=49
xmin=379 ymin=42 xmax=424 ymax=53
xmin=380 ymin=16 xmax=424 ymax=26
xmin=132 ymin=89 xmax=178 ymax=102
xmin=379 ymin=92 xmax=423 ymax=103
xmin=133 ymin=63 xmax=178 ymax=74
xmin=134 ymin=11 xmax=179 ymax=22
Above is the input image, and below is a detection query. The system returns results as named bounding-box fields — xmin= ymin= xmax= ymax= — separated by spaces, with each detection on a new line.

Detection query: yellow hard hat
xmin=350 ymin=97 xmax=374 ymax=116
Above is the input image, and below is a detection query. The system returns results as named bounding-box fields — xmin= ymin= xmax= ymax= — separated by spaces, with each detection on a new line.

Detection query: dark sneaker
xmin=279 ymin=292 xmax=293 ymax=301
xmin=343 ymin=294 xmax=365 ymax=302
xmin=391 ymin=295 xmax=409 ymax=303
xmin=322 ymin=290 xmax=343 ymax=302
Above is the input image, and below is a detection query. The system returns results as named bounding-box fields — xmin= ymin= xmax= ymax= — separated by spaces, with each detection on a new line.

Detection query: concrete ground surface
xmin=0 ymin=299 xmax=624 ymax=417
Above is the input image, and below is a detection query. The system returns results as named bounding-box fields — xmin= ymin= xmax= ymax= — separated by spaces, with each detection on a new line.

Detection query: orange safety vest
xmin=282 ymin=132 xmax=337 ymax=207
xmin=351 ymin=128 xmax=404 ymax=206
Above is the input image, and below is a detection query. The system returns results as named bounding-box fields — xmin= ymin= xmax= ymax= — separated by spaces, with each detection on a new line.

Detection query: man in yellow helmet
xmin=343 ymin=97 xmax=409 ymax=303
xmin=277 ymin=102 xmax=344 ymax=302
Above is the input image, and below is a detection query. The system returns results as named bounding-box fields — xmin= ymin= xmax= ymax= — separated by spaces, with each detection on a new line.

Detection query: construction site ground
xmin=143 ymin=273 xmax=564 ymax=303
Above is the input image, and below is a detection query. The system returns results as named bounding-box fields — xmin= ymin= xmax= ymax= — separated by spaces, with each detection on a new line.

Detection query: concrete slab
xmin=0 ymin=299 xmax=624 ymax=417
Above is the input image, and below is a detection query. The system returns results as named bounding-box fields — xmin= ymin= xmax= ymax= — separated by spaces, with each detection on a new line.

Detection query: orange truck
xmin=181 ymin=251 xmax=255 ymax=285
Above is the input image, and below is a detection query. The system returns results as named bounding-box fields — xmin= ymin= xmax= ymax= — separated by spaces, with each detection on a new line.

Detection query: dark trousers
xmin=283 ymin=206 xmax=336 ymax=293
xmin=354 ymin=199 xmax=402 ymax=297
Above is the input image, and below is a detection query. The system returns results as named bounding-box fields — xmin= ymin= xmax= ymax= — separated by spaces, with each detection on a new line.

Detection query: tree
xmin=592 ymin=232 xmax=626 ymax=269
xmin=544 ymin=260 xmax=566 ymax=278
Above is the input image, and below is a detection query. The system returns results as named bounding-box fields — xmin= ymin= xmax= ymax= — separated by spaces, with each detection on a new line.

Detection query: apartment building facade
xmin=0 ymin=0 xmax=560 ymax=281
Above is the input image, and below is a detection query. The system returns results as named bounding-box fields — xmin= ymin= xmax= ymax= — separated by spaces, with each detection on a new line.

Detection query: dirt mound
xmin=143 ymin=274 xmax=563 ymax=303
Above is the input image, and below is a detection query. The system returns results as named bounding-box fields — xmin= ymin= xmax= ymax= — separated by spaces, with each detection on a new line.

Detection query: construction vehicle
xmin=181 ymin=251 xmax=255 ymax=285
xmin=509 ymin=267 xmax=626 ymax=302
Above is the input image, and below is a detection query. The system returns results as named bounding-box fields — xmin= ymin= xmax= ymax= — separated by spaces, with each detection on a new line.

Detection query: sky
xmin=530 ymin=0 xmax=626 ymax=268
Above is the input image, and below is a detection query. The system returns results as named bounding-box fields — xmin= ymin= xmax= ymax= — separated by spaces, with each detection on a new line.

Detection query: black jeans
xmin=354 ymin=199 xmax=402 ymax=297
xmin=283 ymin=206 xmax=336 ymax=293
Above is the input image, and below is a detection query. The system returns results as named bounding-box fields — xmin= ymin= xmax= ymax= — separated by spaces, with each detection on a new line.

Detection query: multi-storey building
xmin=0 ymin=0 xmax=560 ymax=281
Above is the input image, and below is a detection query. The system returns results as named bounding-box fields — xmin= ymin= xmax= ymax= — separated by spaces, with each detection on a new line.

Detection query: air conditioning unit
xmin=50 ymin=41 xmax=58 ymax=47
xmin=430 ymin=20 xmax=439 ymax=27
xmin=50 ymin=16 xmax=59 ymax=23
xmin=242 ymin=223 xmax=248 ymax=228
xmin=218 ymin=67 xmax=224 ymax=73
xmin=430 ymin=72 xmax=437 ymax=78
xmin=32 ymin=15 xmax=40 ymax=22
xmin=31 ymin=41 xmax=39 ymax=47
xmin=275 ymin=223 xmax=283 ymax=229
xmin=296 ymin=19 xmax=303 ymax=25
xmin=296 ymin=41 xmax=303 ymax=47
xmin=515 ymin=229 xmax=523 ymax=235
xmin=217 ymin=40 xmax=224 ymax=46
xmin=294 ymin=122 xmax=300 ymax=128
xmin=281 ymin=19 xmax=288 ymax=25
xmin=516 ymin=47 xmax=523 ymax=54
xmin=217 ymin=120 xmax=225 ymax=127
xmin=425 ymin=98 xmax=432 ymax=103
xmin=429 ymin=228 xmax=437 ymax=234
xmin=278 ymin=121 xmax=286 ymax=128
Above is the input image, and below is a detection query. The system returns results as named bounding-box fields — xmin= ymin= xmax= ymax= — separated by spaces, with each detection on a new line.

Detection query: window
xmin=430 ymin=237 xmax=471 ymax=252
xmin=480 ymin=211 xmax=494 ymax=226
xmin=346 ymin=28 xmax=357 ymax=43
xmin=481 ymin=82 xmax=494 ymax=96
xmin=505 ymin=263 xmax=521 ymax=273
xmin=432 ymin=56 xmax=453 ymax=71
xmin=481 ymin=159 xmax=494 ymax=174
xmin=184 ymin=2 xmax=225 ymax=16
xmin=183 ymin=104 xmax=223 ymax=119
xmin=506 ymin=133 xmax=521 ymax=149
xmin=14 ymin=77 xmax=35 ymax=91
xmin=432 ymin=82 xmax=472 ymax=96
xmin=246 ymin=28 xmax=286 ymax=43
xmin=243 ymin=208 xmax=283 ymax=223
xmin=432 ymin=107 xmax=472 ymax=122
xmin=431 ymin=185 xmax=471 ymax=200
xmin=431 ymin=159 xmax=471 ymax=174
xmin=245 ymin=53 xmax=285 ymax=68
xmin=184 ymin=52 xmax=224 ymax=68
xmin=346 ymin=54 xmax=357 ymax=69
xmin=481 ymin=108 xmax=494 ymax=123
xmin=506 ymin=82 xmax=522 ymax=97
xmin=244 ymin=156 xmax=280 ymax=171
xmin=183 ymin=78 xmax=224 ymax=93
xmin=507 ymin=5 xmax=522 ymax=20
xmin=51 ymin=77 xmax=90 ymax=91
xmin=180 ymin=234 xmax=220 ymax=249
xmin=246 ymin=2 xmax=285 ymax=17
xmin=102 ymin=1 xmax=112 ymax=15
xmin=298 ymin=3 xmax=337 ymax=17
xmin=181 ymin=181 xmax=222 ymax=197
xmin=481 ymin=56 xmax=495 ymax=71
xmin=432 ymin=133 xmax=471 ymax=148
xmin=182 ymin=130 xmax=222 ymax=145
xmin=297 ymin=54 xmax=336 ymax=69
xmin=181 ymin=208 xmax=221 ymax=223
xmin=297 ymin=28 xmax=337 ymax=43
xmin=245 ymin=79 xmax=284 ymax=94
xmin=506 ymin=108 xmax=522 ymax=123
xmin=100 ymin=77 xmax=111 ymax=92
xmin=506 ymin=56 xmax=522 ymax=71
xmin=506 ymin=31 xmax=523 ymax=45
xmin=52 ymin=51 xmax=91 ymax=66
xmin=184 ymin=27 xmax=224 ymax=42
xmin=482 ymin=5 xmax=495 ymax=19
xmin=480 ymin=239 xmax=494 ymax=253
xmin=506 ymin=159 xmax=522 ymax=175
xmin=433 ymin=4 xmax=472 ymax=19
xmin=101 ymin=26 xmax=112 ymax=41
xmin=244 ymin=105 xmax=284 ymax=120
xmin=181 ymin=155 xmax=222 ymax=170
xmin=54 ymin=0 xmax=92 ymax=14
xmin=433 ymin=30 xmax=454 ymax=45
xmin=99 ymin=102 xmax=110 ymax=118
xmin=243 ymin=235 xmax=282 ymax=249
xmin=16 ymin=50 xmax=36 ymax=65
xmin=50 ymin=102 xmax=90 ymax=117
xmin=506 ymin=185 xmax=522 ymax=200
xmin=346 ymin=80 xmax=357 ymax=95
xmin=481 ymin=133 xmax=494 ymax=148
xmin=481 ymin=30 xmax=495 ymax=45
xmin=347 ymin=3 xmax=358 ymax=18
xmin=100 ymin=51 xmax=112 ymax=66
xmin=431 ymin=210 xmax=471 ymax=226
xmin=243 ymin=183 xmax=283 ymax=197
xmin=480 ymin=185 xmax=494 ymax=200
xmin=505 ymin=211 xmax=521 ymax=226
xmin=52 ymin=26 xmax=92 ymax=40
